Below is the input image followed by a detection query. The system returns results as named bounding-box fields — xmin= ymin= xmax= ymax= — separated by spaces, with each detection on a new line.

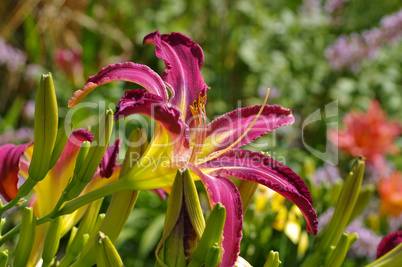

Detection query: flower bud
xmin=59 ymin=198 xmax=103 ymax=267
xmin=0 ymin=250 xmax=8 ymax=267
xmin=65 ymin=109 xmax=113 ymax=200
xmin=28 ymin=73 xmax=58 ymax=181
xmin=73 ymin=141 xmax=91 ymax=177
xmin=324 ymin=232 xmax=358 ymax=267
xmin=49 ymin=123 xmax=72 ymax=169
xmin=188 ymin=203 xmax=226 ymax=267
xmin=14 ymin=207 xmax=36 ymax=267
xmin=263 ymin=250 xmax=281 ymax=267
xmin=156 ymin=170 xmax=185 ymax=266
xmin=62 ymin=141 xmax=90 ymax=200
xmin=320 ymin=158 xmax=365 ymax=251
xmin=204 ymin=243 xmax=221 ymax=267
xmin=348 ymin=184 xmax=375 ymax=224
xmin=42 ymin=217 xmax=62 ymax=267
xmin=96 ymin=232 xmax=124 ymax=267
xmin=78 ymin=109 xmax=114 ymax=183
xmin=183 ymin=169 xmax=206 ymax=239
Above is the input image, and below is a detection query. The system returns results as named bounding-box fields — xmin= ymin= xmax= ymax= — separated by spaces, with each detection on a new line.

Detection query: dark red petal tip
xmin=377 ymin=231 xmax=402 ymax=259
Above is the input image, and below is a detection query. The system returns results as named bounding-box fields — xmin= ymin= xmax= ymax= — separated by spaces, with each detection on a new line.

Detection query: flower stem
xmin=56 ymin=178 xmax=130 ymax=217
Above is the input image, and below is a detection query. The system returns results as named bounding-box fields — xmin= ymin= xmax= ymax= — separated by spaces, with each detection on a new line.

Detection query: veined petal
xmin=143 ymin=31 xmax=210 ymax=126
xmin=190 ymin=166 xmax=243 ymax=266
xmin=199 ymin=149 xmax=318 ymax=235
xmin=99 ymin=139 xmax=122 ymax=178
xmin=68 ymin=62 xmax=169 ymax=107
xmin=0 ymin=143 xmax=31 ymax=201
xmin=115 ymin=89 xmax=189 ymax=148
xmin=198 ymin=105 xmax=294 ymax=159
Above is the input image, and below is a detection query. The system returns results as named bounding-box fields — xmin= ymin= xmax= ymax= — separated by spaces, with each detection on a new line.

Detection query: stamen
xmin=189 ymin=92 xmax=207 ymax=163
xmin=197 ymin=88 xmax=270 ymax=164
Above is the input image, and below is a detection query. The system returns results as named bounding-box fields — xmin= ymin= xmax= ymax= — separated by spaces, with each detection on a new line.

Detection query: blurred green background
xmin=1 ymin=0 xmax=402 ymax=266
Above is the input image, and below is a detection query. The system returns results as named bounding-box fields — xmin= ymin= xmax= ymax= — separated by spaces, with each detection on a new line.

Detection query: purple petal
xmin=0 ymin=143 xmax=31 ymax=201
xmin=68 ymin=62 xmax=168 ymax=107
xmin=199 ymin=105 xmax=294 ymax=158
xmin=115 ymin=89 xmax=190 ymax=148
xmin=199 ymin=149 xmax=318 ymax=235
xmin=143 ymin=31 xmax=210 ymax=126
xmin=99 ymin=139 xmax=122 ymax=178
xmin=377 ymin=231 xmax=402 ymax=258
xmin=191 ymin=167 xmax=243 ymax=266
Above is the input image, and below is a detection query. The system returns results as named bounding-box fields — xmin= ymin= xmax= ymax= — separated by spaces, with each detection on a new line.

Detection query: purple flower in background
xmin=314 ymin=163 xmax=341 ymax=186
xmin=346 ymin=220 xmax=382 ymax=259
xmin=0 ymin=128 xmax=34 ymax=146
xmin=324 ymin=0 xmax=349 ymax=14
xmin=0 ymin=37 xmax=26 ymax=72
xmin=325 ymin=34 xmax=368 ymax=70
xmin=326 ymin=8 xmax=402 ymax=70
xmin=299 ymin=0 xmax=321 ymax=13
xmin=318 ymin=207 xmax=335 ymax=232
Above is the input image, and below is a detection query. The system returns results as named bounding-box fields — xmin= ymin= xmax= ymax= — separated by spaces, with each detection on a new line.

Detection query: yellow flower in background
xmin=254 ymin=185 xmax=309 ymax=257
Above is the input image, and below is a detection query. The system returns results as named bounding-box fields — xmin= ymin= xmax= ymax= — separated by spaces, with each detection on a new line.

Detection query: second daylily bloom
xmin=0 ymin=129 xmax=122 ymax=266
xmin=328 ymin=100 xmax=401 ymax=173
xmin=68 ymin=31 xmax=318 ymax=265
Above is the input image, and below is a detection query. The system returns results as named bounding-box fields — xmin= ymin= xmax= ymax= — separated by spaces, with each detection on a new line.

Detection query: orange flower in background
xmin=378 ymin=171 xmax=402 ymax=216
xmin=329 ymin=100 xmax=401 ymax=172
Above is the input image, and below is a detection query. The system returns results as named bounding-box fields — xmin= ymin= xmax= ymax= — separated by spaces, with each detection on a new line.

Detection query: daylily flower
xmin=377 ymin=231 xmax=402 ymax=259
xmin=0 ymin=130 xmax=122 ymax=265
xmin=68 ymin=31 xmax=318 ymax=265
xmin=378 ymin=170 xmax=402 ymax=216
xmin=329 ymin=100 xmax=401 ymax=173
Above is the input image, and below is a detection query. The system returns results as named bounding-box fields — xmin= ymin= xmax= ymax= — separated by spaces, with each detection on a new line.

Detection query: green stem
xmin=56 ymin=178 xmax=130 ymax=217
xmin=0 ymin=224 xmax=21 ymax=246
xmin=0 ymin=177 xmax=130 ymax=246
xmin=301 ymin=250 xmax=323 ymax=267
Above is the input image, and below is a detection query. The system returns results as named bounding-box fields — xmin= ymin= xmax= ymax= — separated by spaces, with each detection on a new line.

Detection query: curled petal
xmin=68 ymin=62 xmax=168 ymax=107
xmin=99 ymin=139 xmax=122 ymax=178
xmin=0 ymin=143 xmax=32 ymax=201
xmin=199 ymin=149 xmax=318 ymax=235
xmin=377 ymin=231 xmax=402 ymax=259
xmin=143 ymin=31 xmax=210 ymax=126
xmin=198 ymin=105 xmax=294 ymax=158
xmin=115 ymin=89 xmax=189 ymax=148
xmin=191 ymin=167 xmax=243 ymax=266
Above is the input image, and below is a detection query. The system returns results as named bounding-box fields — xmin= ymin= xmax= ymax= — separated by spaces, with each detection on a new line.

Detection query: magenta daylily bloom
xmin=68 ymin=31 xmax=318 ymax=265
